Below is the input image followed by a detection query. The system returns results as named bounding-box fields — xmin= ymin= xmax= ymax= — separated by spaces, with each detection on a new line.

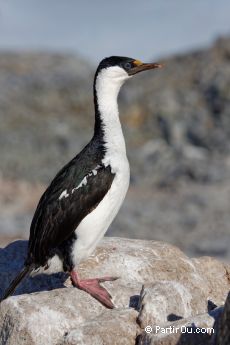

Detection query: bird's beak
xmin=128 ymin=60 xmax=163 ymax=76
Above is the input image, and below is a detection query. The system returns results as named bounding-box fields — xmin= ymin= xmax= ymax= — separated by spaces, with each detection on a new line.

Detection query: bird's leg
xmin=70 ymin=270 xmax=118 ymax=309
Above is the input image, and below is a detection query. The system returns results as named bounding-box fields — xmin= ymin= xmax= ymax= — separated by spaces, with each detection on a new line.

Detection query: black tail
xmin=0 ymin=265 xmax=33 ymax=302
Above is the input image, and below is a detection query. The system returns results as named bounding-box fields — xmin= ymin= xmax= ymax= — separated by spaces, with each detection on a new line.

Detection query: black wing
xmin=26 ymin=163 xmax=115 ymax=266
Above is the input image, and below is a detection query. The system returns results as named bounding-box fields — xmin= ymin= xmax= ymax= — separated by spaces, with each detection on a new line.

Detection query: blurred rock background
xmin=0 ymin=36 xmax=230 ymax=260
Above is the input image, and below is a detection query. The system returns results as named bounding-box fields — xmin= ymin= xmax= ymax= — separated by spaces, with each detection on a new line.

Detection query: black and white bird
xmin=1 ymin=56 xmax=162 ymax=308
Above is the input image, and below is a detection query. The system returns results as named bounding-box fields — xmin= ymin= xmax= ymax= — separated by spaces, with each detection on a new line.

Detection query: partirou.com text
xmin=145 ymin=325 xmax=214 ymax=335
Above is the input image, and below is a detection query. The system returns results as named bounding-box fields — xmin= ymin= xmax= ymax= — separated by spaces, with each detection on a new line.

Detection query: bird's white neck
xmin=94 ymin=67 xmax=130 ymax=156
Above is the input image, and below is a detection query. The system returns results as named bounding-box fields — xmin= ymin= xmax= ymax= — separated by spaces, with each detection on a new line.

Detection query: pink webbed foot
xmin=70 ymin=271 xmax=119 ymax=309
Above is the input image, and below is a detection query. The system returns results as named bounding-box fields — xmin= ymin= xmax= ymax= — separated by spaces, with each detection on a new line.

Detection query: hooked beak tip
xmin=151 ymin=62 xmax=164 ymax=69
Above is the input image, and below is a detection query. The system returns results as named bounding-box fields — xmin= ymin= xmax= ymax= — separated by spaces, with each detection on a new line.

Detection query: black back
xmin=26 ymin=138 xmax=115 ymax=267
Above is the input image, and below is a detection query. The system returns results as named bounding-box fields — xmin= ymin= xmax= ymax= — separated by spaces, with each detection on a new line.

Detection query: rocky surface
xmin=212 ymin=291 xmax=230 ymax=345
xmin=0 ymin=36 xmax=230 ymax=260
xmin=0 ymin=237 xmax=230 ymax=345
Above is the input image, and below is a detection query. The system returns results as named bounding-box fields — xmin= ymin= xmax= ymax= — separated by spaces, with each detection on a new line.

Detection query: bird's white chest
xmin=71 ymin=68 xmax=131 ymax=266
xmin=72 ymin=155 xmax=130 ymax=265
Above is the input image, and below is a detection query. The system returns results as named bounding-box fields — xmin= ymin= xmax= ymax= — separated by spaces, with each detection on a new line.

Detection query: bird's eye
xmin=124 ymin=62 xmax=132 ymax=70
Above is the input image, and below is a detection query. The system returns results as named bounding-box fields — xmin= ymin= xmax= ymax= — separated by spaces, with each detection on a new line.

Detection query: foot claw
xmin=98 ymin=276 xmax=119 ymax=283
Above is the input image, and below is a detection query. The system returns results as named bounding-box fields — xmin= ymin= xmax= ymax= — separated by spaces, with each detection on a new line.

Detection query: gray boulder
xmin=0 ymin=237 xmax=230 ymax=344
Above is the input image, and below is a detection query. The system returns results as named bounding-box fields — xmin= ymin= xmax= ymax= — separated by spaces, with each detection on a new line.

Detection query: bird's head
xmin=95 ymin=56 xmax=163 ymax=86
